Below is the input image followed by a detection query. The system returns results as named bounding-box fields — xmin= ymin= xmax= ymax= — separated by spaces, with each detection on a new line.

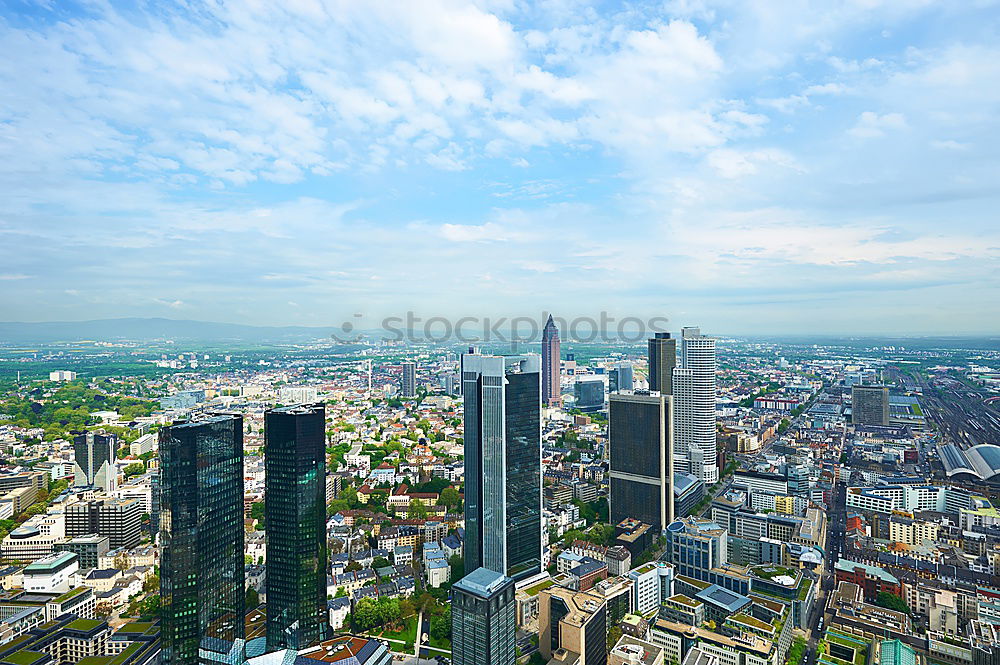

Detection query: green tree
xmin=123 ymin=462 xmax=145 ymax=477
xmin=372 ymin=557 xmax=391 ymax=570
xmin=354 ymin=598 xmax=379 ymax=631
xmin=430 ymin=606 xmax=452 ymax=641
xmin=246 ymin=587 xmax=260 ymax=608
xmin=437 ymin=487 xmax=462 ymax=510
xmin=785 ymin=636 xmax=807 ymax=665
xmin=875 ymin=591 xmax=910 ymax=614
xmin=449 ymin=554 xmax=465 ymax=582
xmin=407 ymin=498 xmax=428 ymax=519
xmin=327 ymin=499 xmax=350 ymax=516
xmin=339 ymin=486 xmax=359 ymax=509
xmin=607 ymin=624 xmax=623 ymax=650
xmin=586 ymin=523 xmax=614 ymax=547
xmin=250 ymin=501 xmax=265 ymax=522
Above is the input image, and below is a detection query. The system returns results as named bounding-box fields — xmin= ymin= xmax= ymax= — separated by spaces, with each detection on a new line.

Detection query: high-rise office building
xmin=401 ymin=362 xmax=417 ymax=398
xmin=71 ymin=431 xmax=117 ymax=493
xmin=451 ymin=568 xmax=517 ymax=665
xmin=609 ymin=362 xmax=634 ymax=393
xmin=541 ymin=315 xmax=562 ymax=407
xmin=852 ymin=385 xmax=890 ymax=426
xmin=609 ymin=392 xmax=673 ymax=532
xmin=150 ymin=470 xmax=160 ymax=539
xmin=458 ymin=346 xmax=477 ymax=396
xmin=664 ymin=517 xmax=728 ymax=584
xmin=462 ymin=354 xmax=542 ymax=582
xmin=160 ymin=415 xmax=245 ymax=665
xmin=265 ymin=404 xmax=328 ymax=652
xmin=648 ymin=333 xmax=676 ymax=395
xmin=66 ymin=498 xmax=143 ymax=549
xmin=674 ymin=327 xmax=718 ymax=484
xmin=574 ymin=376 xmax=606 ymax=412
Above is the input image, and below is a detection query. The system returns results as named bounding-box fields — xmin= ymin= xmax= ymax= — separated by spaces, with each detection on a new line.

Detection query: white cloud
xmin=438 ymin=222 xmax=509 ymax=242
xmin=804 ymin=82 xmax=847 ymax=95
xmin=706 ymin=148 xmax=802 ymax=178
xmin=848 ymin=111 xmax=908 ymax=138
xmin=930 ymin=139 xmax=969 ymax=151
xmin=2 ymin=1 xmax=999 ymax=332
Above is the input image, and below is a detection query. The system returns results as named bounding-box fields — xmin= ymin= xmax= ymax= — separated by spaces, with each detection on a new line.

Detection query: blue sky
xmin=1 ymin=0 xmax=998 ymax=334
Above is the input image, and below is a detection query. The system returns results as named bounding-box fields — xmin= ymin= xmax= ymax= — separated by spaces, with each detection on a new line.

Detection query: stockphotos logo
xmin=330 ymin=312 xmax=670 ymax=343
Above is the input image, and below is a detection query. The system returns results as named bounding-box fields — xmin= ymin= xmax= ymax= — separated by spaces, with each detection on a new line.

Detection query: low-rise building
xmin=23 ymin=551 xmax=78 ymax=594
xmin=610 ymin=635 xmax=664 ymax=665
xmin=426 ymin=558 xmax=450 ymax=588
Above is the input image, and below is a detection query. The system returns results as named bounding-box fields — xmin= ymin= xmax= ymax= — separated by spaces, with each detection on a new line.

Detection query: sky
xmin=1 ymin=0 xmax=999 ymax=335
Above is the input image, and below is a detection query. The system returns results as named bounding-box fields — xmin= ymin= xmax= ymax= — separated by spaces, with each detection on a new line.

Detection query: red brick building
xmin=834 ymin=560 xmax=902 ymax=602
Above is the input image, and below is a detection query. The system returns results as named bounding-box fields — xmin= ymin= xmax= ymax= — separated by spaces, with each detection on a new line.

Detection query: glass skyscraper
xmin=462 ymin=354 xmax=542 ymax=582
xmin=609 ymin=362 xmax=634 ymax=393
xmin=648 ymin=332 xmax=676 ymax=395
xmin=71 ymin=431 xmax=117 ymax=493
xmin=401 ymin=361 xmax=417 ymax=398
xmin=160 ymin=415 xmax=245 ymax=665
xmin=609 ymin=391 xmax=674 ymax=532
xmin=451 ymin=567 xmax=517 ymax=665
xmin=574 ymin=376 xmax=606 ymax=412
xmin=265 ymin=403 xmax=328 ymax=651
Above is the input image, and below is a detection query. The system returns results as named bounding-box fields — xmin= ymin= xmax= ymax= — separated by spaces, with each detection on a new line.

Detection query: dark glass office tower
xmin=609 ymin=362 xmax=634 ymax=394
xmin=463 ymin=354 xmax=542 ymax=582
xmin=160 ymin=415 xmax=245 ymax=665
xmin=648 ymin=332 xmax=676 ymax=395
xmin=451 ymin=568 xmax=516 ymax=665
xmin=265 ymin=404 xmax=328 ymax=651
xmin=401 ymin=362 xmax=417 ymax=398
xmin=609 ymin=392 xmax=674 ymax=532
xmin=71 ymin=431 xmax=117 ymax=493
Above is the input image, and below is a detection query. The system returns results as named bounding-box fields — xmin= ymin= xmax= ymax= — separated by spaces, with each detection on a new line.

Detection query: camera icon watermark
xmin=331 ymin=312 xmax=670 ymax=344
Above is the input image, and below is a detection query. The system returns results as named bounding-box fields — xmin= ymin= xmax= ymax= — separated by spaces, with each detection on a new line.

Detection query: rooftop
xmin=24 ymin=551 xmax=77 ymax=574
xmin=295 ymin=636 xmax=387 ymax=663
xmin=453 ymin=567 xmax=512 ymax=598
xmin=695 ymin=584 xmax=751 ymax=612
xmin=544 ymin=586 xmax=606 ymax=628
xmin=834 ymin=559 xmax=899 ymax=584
xmin=610 ymin=636 xmax=663 ymax=665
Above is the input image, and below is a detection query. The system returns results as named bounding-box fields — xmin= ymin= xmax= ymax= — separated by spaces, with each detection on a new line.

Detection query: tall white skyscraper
xmin=673 ymin=327 xmax=718 ymax=484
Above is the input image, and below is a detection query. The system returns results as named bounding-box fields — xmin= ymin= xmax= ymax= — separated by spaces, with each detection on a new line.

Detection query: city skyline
xmin=1 ymin=2 xmax=998 ymax=334
xmin=2 ymin=310 xmax=1000 ymax=664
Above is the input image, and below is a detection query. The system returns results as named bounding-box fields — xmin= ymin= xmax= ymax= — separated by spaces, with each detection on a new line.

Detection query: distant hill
xmin=0 ymin=318 xmax=339 ymax=343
